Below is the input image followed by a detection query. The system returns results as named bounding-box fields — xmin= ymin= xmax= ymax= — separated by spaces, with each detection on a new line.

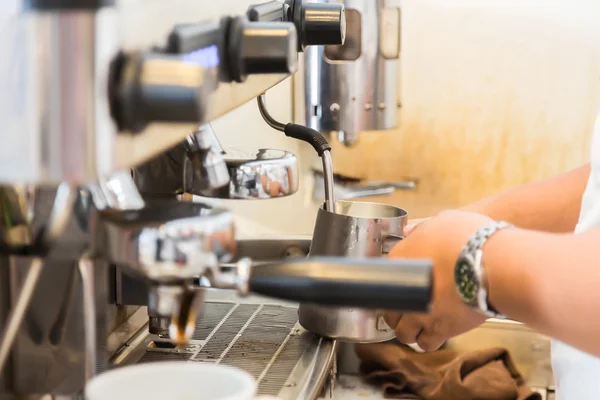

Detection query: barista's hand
xmin=404 ymin=218 xmax=428 ymax=236
xmin=386 ymin=210 xmax=492 ymax=351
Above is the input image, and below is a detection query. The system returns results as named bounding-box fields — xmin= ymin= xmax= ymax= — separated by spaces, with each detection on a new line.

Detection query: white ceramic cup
xmin=86 ymin=362 xmax=263 ymax=400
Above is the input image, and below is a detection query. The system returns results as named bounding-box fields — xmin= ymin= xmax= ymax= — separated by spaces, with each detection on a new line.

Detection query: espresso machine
xmin=0 ymin=1 xmax=431 ymax=399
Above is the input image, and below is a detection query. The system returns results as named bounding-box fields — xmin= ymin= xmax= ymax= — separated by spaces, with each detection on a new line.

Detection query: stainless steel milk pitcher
xmin=299 ymin=200 xmax=421 ymax=342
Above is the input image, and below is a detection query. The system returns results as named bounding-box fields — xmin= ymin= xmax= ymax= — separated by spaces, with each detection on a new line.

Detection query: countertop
xmin=328 ymin=375 xmax=386 ymax=400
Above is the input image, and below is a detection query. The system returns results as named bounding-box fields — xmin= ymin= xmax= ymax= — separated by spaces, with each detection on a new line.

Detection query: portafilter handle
xmin=212 ymin=257 xmax=432 ymax=312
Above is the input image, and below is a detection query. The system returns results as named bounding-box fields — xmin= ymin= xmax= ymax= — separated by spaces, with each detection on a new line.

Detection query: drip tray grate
xmin=132 ymin=302 xmax=314 ymax=397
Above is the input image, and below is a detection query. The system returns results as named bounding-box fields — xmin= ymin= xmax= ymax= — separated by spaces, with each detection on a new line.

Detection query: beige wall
xmin=325 ymin=1 xmax=600 ymax=219
xmin=120 ymin=0 xmax=600 ymax=234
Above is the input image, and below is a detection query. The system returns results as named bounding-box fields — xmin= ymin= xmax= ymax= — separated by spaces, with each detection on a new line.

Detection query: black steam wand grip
xmin=248 ymin=257 xmax=433 ymax=312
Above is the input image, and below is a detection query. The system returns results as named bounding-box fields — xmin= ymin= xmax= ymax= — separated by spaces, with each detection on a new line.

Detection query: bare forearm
xmin=486 ymin=227 xmax=600 ymax=356
xmin=460 ymin=164 xmax=590 ymax=232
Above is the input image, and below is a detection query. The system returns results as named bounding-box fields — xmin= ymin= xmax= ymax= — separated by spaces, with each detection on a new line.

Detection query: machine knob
xmin=110 ymin=52 xmax=218 ymax=132
xmin=297 ymin=3 xmax=346 ymax=50
xmin=227 ymin=17 xmax=298 ymax=83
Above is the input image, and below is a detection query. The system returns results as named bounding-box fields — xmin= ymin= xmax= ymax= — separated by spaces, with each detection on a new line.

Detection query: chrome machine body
xmin=0 ymin=1 xmax=431 ymax=399
xmin=0 ymin=4 xmax=119 ymax=184
xmin=301 ymin=0 xmax=401 ymax=146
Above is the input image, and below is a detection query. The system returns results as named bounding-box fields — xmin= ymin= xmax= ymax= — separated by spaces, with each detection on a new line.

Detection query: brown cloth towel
xmin=355 ymin=342 xmax=542 ymax=400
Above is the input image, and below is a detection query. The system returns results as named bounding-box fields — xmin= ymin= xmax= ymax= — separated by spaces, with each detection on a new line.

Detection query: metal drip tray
xmin=113 ymin=292 xmax=336 ymax=400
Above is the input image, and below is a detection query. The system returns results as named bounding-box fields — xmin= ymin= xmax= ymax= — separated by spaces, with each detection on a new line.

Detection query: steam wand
xmin=257 ymin=93 xmax=336 ymax=212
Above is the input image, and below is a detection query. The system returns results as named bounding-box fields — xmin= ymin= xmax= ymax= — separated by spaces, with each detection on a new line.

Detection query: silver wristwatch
xmin=454 ymin=221 xmax=514 ymax=319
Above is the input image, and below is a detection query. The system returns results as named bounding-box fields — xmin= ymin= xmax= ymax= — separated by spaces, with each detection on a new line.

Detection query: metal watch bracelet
xmin=458 ymin=221 xmax=514 ymax=319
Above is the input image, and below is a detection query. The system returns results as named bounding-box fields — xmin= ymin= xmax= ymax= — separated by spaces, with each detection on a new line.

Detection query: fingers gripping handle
xmin=248 ymin=258 xmax=433 ymax=312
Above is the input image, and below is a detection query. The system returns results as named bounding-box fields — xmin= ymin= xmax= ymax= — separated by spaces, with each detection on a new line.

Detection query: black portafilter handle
xmin=248 ymin=257 xmax=433 ymax=311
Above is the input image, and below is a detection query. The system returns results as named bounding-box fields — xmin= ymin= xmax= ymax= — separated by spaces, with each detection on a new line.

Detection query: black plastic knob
xmin=247 ymin=1 xmax=288 ymax=22
xmin=296 ymin=3 xmax=346 ymax=50
xmin=227 ymin=17 xmax=298 ymax=83
xmin=247 ymin=1 xmax=346 ymax=52
xmin=109 ymin=52 xmax=218 ymax=133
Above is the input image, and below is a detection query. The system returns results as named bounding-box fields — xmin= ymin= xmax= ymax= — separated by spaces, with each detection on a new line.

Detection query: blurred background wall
xmin=120 ymin=0 xmax=600 ymax=234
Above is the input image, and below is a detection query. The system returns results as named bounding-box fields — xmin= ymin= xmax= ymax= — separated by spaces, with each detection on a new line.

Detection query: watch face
xmin=455 ymin=255 xmax=479 ymax=305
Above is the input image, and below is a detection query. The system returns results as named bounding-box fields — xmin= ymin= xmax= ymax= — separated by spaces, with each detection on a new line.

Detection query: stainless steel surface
xmin=207 ymin=258 xmax=253 ymax=296
xmin=183 ymin=124 xmax=230 ymax=196
xmin=0 ymin=258 xmax=44 ymax=377
xmin=148 ymin=316 xmax=170 ymax=338
xmin=0 ymin=180 xmax=110 ymax=396
xmin=88 ymin=171 xmax=145 ymax=211
xmin=2 ymin=185 xmax=93 ymax=262
xmin=147 ymin=284 xmax=205 ymax=345
xmin=231 ymin=236 xmax=312 ymax=262
xmin=132 ymin=137 xmax=298 ymax=200
xmin=0 ymin=183 xmax=76 ymax=376
xmin=312 ymin=200 xmax=406 ymax=256
xmin=105 ymin=307 xmax=147 ymax=356
xmin=44 ymin=184 xmax=80 ymax=247
xmin=222 ymin=148 xmax=299 ymax=199
xmin=313 ymin=171 xmax=417 ymax=202
xmin=0 ymin=185 xmax=36 ymax=250
xmin=79 ymin=256 xmax=97 ymax=382
xmin=300 ymin=307 xmax=393 ymax=344
xmin=112 ymin=294 xmax=336 ymax=400
xmin=279 ymin=338 xmax=338 ymax=400
xmin=147 ymin=286 xmax=188 ymax=322
xmin=3 ymin=257 xmax=110 ymax=396
xmin=0 ymin=183 xmax=77 ymax=253
xmin=247 ymin=0 xmax=289 ymax=23
xmin=299 ymin=200 xmax=407 ymax=343
xmin=321 ymin=150 xmax=336 ymax=212
xmin=0 ymin=8 xmax=120 ymax=184
xmin=132 ymin=124 xmax=231 ymax=198
xmin=202 ymin=236 xmax=311 ymax=290
xmin=95 ymin=201 xmax=235 ymax=281
xmin=96 ymin=200 xmax=235 ymax=347
xmin=301 ymin=0 xmax=401 ymax=145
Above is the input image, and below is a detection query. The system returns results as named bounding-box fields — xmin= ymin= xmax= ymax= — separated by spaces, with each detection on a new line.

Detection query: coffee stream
xmin=321 ymin=149 xmax=336 ymax=213
xmin=169 ymin=286 xmax=202 ymax=346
